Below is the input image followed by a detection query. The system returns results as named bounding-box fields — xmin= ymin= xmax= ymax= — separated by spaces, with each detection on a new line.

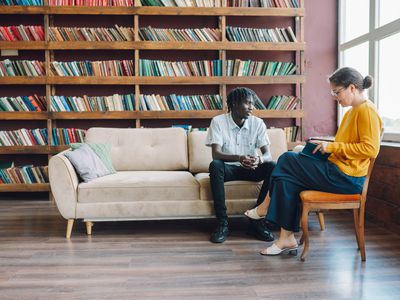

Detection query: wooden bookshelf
xmin=0 ymin=2 xmax=305 ymax=192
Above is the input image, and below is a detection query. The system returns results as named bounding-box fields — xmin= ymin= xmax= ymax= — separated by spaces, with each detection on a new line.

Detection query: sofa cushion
xmin=188 ymin=128 xmax=287 ymax=173
xmin=63 ymin=144 xmax=112 ymax=183
xmin=194 ymin=173 xmax=262 ymax=201
xmin=85 ymin=127 xmax=188 ymax=171
xmin=71 ymin=143 xmax=116 ymax=174
xmin=78 ymin=171 xmax=199 ymax=203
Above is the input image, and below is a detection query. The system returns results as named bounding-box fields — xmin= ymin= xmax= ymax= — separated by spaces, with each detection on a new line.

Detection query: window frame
xmin=338 ymin=0 xmax=400 ymax=142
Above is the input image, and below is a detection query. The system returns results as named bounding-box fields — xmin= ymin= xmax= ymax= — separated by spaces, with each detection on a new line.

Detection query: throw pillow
xmin=71 ymin=143 xmax=116 ymax=173
xmin=64 ymin=144 xmax=112 ymax=182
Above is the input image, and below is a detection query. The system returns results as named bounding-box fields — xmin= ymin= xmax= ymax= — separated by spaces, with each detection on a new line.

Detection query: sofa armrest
xmin=49 ymin=150 xmax=78 ymax=219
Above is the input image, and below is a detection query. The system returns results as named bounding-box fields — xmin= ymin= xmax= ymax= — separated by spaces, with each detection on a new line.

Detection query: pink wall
xmin=303 ymin=0 xmax=338 ymax=138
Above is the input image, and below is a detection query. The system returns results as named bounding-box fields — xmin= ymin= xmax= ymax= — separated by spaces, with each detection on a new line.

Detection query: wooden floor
xmin=0 ymin=201 xmax=400 ymax=300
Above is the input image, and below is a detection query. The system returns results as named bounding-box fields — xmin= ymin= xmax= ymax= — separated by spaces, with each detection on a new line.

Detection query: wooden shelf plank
xmin=0 ymin=41 xmax=46 ymax=50
xmin=138 ymin=110 xmax=222 ymax=119
xmin=51 ymin=111 xmax=138 ymax=119
xmin=48 ymin=110 xmax=303 ymax=119
xmin=0 ymin=76 xmax=304 ymax=85
xmin=46 ymin=76 xmax=134 ymax=85
xmin=0 ymin=77 xmax=46 ymax=85
xmin=0 ymin=184 xmax=50 ymax=192
xmin=0 ymin=112 xmax=49 ymax=120
xmin=0 ymin=146 xmax=69 ymax=154
xmin=1 ymin=6 xmax=304 ymax=17
xmin=135 ymin=7 xmax=305 ymax=17
xmin=136 ymin=76 xmax=306 ymax=85
xmin=45 ymin=41 xmax=305 ymax=51
xmin=0 ymin=6 xmax=46 ymax=14
xmin=0 ymin=146 xmax=50 ymax=154
xmin=137 ymin=41 xmax=305 ymax=51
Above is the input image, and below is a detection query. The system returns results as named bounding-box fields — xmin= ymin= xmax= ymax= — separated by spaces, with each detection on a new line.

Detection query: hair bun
xmin=363 ymin=76 xmax=373 ymax=89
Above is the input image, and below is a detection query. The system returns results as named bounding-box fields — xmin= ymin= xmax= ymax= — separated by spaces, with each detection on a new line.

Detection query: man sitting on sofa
xmin=206 ymin=87 xmax=276 ymax=243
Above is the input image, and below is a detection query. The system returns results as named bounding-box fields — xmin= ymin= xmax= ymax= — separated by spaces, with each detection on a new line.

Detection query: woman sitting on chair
xmin=245 ymin=67 xmax=382 ymax=256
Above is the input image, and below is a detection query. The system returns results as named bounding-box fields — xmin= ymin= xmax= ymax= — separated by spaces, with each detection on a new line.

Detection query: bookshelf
xmin=0 ymin=0 xmax=305 ymax=193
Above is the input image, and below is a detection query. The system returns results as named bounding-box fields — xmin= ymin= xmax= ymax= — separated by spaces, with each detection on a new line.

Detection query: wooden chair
xmin=299 ymin=157 xmax=377 ymax=262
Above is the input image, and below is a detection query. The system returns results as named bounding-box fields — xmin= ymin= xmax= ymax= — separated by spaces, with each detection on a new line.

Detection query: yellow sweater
xmin=326 ymin=100 xmax=382 ymax=177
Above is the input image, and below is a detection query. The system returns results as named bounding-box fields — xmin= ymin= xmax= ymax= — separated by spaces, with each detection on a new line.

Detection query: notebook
xmin=300 ymin=142 xmax=331 ymax=161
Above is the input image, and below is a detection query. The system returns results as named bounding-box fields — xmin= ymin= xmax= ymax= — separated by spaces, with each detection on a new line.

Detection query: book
xmin=300 ymin=142 xmax=330 ymax=161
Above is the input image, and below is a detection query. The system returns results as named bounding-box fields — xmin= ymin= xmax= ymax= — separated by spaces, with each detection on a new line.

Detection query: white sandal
xmin=260 ymin=243 xmax=298 ymax=256
xmin=244 ymin=207 xmax=265 ymax=220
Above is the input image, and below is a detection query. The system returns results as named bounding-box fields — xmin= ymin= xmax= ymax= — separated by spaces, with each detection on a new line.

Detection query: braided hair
xmin=227 ymin=87 xmax=260 ymax=112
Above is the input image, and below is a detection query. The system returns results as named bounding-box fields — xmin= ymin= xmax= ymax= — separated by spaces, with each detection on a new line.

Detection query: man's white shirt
xmin=206 ymin=113 xmax=271 ymax=166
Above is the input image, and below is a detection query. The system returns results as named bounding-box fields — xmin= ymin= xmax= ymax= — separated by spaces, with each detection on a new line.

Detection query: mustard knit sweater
xmin=326 ymin=100 xmax=382 ymax=177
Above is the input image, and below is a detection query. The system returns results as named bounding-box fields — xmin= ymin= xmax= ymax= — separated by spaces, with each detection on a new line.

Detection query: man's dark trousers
xmin=209 ymin=159 xmax=276 ymax=221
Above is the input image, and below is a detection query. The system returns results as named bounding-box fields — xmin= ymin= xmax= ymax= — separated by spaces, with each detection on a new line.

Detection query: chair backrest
xmin=360 ymin=128 xmax=383 ymax=204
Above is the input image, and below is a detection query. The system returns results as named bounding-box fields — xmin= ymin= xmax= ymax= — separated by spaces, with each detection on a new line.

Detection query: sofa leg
xmin=66 ymin=219 xmax=74 ymax=238
xmin=86 ymin=221 xmax=93 ymax=235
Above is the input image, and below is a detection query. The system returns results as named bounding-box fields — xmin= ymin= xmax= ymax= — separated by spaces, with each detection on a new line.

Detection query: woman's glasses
xmin=330 ymin=87 xmax=346 ymax=97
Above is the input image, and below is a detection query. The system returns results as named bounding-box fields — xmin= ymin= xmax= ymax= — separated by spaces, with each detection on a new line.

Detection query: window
xmin=339 ymin=0 xmax=400 ymax=142
xmin=378 ymin=33 xmax=400 ymax=135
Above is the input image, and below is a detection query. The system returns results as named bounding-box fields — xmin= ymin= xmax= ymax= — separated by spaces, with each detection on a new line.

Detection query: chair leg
xmin=316 ymin=211 xmax=325 ymax=231
xmin=300 ymin=204 xmax=310 ymax=261
xmin=86 ymin=221 xmax=93 ymax=235
xmin=358 ymin=212 xmax=366 ymax=262
xmin=66 ymin=219 xmax=74 ymax=239
xmin=353 ymin=209 xmax=361 ymax=250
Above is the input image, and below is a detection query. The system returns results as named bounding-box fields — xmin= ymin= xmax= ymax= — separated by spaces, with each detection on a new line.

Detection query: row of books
xmin=49 ymin=60 xmax=134 ymax=76
xmin=140 ymin=0 xmax=299 ymax=7
xmin=0 ymin=93 xmax=300 ymax=112
xmin=0 ymin=25 xmax=45 ymax=42
xmin=0 ymin=95 xmax=46 ymax=112
xmin=265 ymin=95 xmax=300 ymax=110
xmin=0 ymin=60 xmax=45 ymax=77
xmin=226 ymin=26 xmax=297 ymax=43
xmin=140 ymin=94 xmax=222 ymax=111
xmin=283 ymin=125 xmax=299 ymax=142
xmin=0 ymin=0 xmax=299 ymax=7
xmin=1 ymin=25 xmax=298 ymax=43
xmin=0 ymin=128 xmax=85 ymax=146
xmin=226 ymin=59 xmax=296 ymax=76
xmin=0 ymin=165 xmax=49 ymax=184
xmin=139 ymin=26 xmax=221 ymax=42
xmin=1 ymin=59 xmax=296 ymax=77
xmin=139 ymin=59 xmax=222 ymax=76
xmin=52 ymin=128 xmax=86 ymax=145
xmin=51 ymin=94 xmax=135 ymax=112
xmin=48 ymin=26 xmax=134 ymax=42
xmin=0 ymin=0 xmax=43 ymax=5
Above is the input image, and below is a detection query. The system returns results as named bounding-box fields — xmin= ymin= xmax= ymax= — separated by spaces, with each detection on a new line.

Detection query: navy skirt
xmin=266 ymin=152 xmax=366 ymax=232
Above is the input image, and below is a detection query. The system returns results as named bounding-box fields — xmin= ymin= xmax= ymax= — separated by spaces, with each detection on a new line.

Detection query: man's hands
xmin=311 ymin=140 xmax=329 ymax=154
xmin=239 ymin=155 xmax=260 ymax=170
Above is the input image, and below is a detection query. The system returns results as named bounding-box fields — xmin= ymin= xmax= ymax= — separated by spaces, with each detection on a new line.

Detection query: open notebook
xmin=300 ymin=142 xmax=331 ymax=161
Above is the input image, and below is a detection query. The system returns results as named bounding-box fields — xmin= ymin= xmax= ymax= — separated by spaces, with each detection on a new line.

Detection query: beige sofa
xmin=49 ymin=127 xmax=288 ymax=238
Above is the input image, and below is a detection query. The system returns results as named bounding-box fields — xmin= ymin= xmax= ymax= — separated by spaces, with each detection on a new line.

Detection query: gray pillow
xmin=64 ymin=144 xmax=112 ymax=182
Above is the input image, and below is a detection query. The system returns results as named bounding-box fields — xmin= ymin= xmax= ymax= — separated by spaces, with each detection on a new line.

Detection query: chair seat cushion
xmin=300 ymin=190 xmax=361 ymax=203
xmin=195 ymin=173 xmax=262 ymax=201
xmin=78 ymin=171 xmax=199 ymax=203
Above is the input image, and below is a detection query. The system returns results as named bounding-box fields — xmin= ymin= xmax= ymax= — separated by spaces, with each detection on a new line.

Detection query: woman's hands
xmin=311 ymin=140 xmax=329 ymax=154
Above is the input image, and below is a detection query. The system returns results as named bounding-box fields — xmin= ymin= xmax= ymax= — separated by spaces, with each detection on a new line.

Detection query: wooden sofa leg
xmin=66 ymin=219 xmax=74 ymax=238
xmin=86 ymin=221 xmax=93 ymax=235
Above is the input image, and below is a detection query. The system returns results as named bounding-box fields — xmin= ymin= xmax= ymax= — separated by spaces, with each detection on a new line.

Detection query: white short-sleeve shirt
xmin=206 ymin=113 xmax=270 ymax=165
